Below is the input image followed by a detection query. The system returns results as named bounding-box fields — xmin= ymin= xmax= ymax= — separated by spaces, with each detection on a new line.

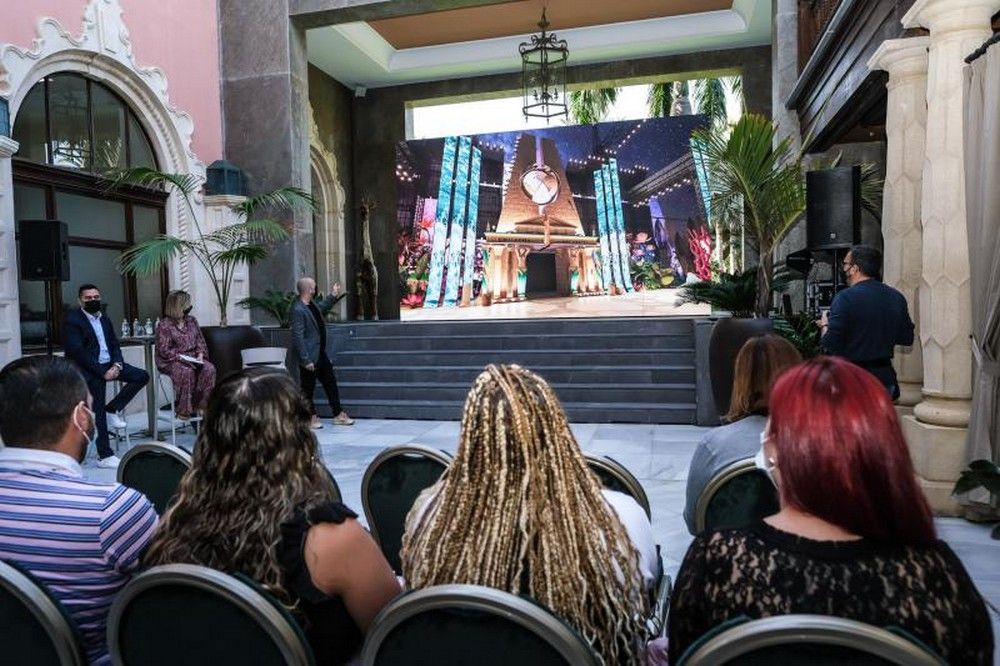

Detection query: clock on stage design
xmin=520 ymin=164 xmax=560 ymax=206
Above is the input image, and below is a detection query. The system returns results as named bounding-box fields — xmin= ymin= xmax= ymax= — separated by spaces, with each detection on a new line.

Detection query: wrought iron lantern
xmin=520 ymin=9 xmax=569 ymax=121
xmin=205 ymin=159 xmax=246 ymax=196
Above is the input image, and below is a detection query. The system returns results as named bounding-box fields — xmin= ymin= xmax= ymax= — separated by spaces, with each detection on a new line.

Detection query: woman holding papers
xmin=155 ymin=290 xmax=217 ymax=419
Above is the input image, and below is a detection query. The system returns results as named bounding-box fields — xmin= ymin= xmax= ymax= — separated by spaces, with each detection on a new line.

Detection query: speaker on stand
xmin=18 ymin=220 xmax=70 ymax=355
xmin=804 ymin=166 xmax=861 ymax=315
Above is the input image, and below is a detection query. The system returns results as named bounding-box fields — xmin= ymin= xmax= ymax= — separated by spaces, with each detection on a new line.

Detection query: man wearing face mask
xmin=817 ymin=245 xmax=915 ymax=399
xmin=0 ymin=356 xmax=158 ymax=664
xmin=290 ymin=276 xmax=353 ymax=429
xmin=63 ymin=283 xmax=149 ymax=468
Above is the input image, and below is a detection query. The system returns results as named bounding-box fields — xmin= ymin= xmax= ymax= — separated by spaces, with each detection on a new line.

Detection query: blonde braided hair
xmin=401 ymin=364 xmax=648 ymax=664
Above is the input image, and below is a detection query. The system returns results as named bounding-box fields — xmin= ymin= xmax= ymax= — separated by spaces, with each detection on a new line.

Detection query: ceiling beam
xmin=289 ymin=0 xmax=521 ymax=30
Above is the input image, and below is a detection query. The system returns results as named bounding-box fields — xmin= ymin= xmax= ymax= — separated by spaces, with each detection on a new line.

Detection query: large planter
xmin=201 ymin=325 xmax=266 ymax=383
xmin=708 ymin=317 xmax=774 ymax=418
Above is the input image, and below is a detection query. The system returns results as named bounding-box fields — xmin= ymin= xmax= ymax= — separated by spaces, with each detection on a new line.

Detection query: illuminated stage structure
xmin=482 ymin=134 xmax=601 ymax=304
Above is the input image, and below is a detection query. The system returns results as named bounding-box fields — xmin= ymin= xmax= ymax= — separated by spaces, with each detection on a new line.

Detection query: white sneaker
xmin=96 ymin=455 xmax=121 ymax=469
xmin=106 ymin=413 xmax=127 ymax=430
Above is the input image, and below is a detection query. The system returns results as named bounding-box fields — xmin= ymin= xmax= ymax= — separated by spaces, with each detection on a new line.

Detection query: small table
xmin=121 ymin=336 xmax=162 ymax=441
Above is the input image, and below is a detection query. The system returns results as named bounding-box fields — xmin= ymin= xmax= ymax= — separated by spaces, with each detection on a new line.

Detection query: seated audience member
xmin=154 ymin=290 xmax=217 ymax=419
xmin=144 ymin=368 xmax=399 ymax=665
xmin=63 ymin=283 xmax=149 ymax=468
xmin=0 ymin=356 xmax=158 ymax=665
xmin=682 ymin=334 xmax=801 ymax=533
xmin=668 ymin=356 xmax=993 ymax=665
xmin=402 ymin=364 xmax=654 ymax=666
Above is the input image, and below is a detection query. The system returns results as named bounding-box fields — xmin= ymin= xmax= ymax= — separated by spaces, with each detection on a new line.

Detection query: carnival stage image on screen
xmin=396 ymin=115 xmax=714 ymax=320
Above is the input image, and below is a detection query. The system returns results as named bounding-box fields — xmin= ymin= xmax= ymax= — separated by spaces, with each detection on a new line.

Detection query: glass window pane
xmin=60 ymin=246 xmax=126 ymax=327
xmin=133 ymin=206 xmax=164 ymax=319
xmin=11 ymin=81 xmax=48 ymax=163
xmin=48 ymin=74 xmax=91 ymax=169
xmin=15 ymin=184 xmax=51 ymax=347
xmin=55 ymin=191 xmax=126 ymax=242
xmin=128 ymin=113 xmax=156 ymax=168
xmin=91 ymin=84 xmax=126 ymax=171
xmin=14 ymin=183 xmax=46 ymax=221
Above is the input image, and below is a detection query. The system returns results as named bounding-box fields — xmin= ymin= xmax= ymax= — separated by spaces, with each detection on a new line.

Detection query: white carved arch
xmin=0 ymin=0 xmax=207 ymax=292
xmin=309 ymin=109 xmax=347 ymax=319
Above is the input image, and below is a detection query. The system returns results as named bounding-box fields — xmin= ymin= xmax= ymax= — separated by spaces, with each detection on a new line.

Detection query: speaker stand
xmin=44 ymin=285 xmax=54 ymax=357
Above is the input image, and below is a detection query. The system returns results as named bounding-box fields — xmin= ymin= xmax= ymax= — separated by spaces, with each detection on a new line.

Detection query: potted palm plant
xmin=108 ymin=167 xmax=313 ymax=379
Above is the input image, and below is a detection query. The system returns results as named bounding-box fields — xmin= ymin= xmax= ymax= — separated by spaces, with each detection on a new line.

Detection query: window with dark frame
xmin=11 ymin=73 xmax=167 ymax=349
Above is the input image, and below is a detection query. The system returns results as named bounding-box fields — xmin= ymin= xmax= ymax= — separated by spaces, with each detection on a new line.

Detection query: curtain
xmin=962 ymin=46 xmax=1000 ymax=508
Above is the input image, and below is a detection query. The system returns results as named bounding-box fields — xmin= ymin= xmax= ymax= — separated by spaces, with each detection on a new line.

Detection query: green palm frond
xmin=117 ymin=236 xmax=194 ymax=276
xmin=569 ymin=87 xmax=620 ymax=125
xmin=726 ymin=76 xmax=744 ymax=114
xmin=204 ymin=219 xmax=290 ymax=247
xmin=237 ymin=291 xmax=295 ymax=327
xmin=232 ymin=187 xmax=315 ymax=219
xmin=103 ymin=167 xmax=200 ymax=197
xmin=678 ymin=269 xmax=757 ymax=317
xmin=648 ymin=82 xmax=675 ymax=118
xmin=213 ymin=246 xmax=270 ymax=266
xmin=694 ymin=78 xmax=728 ymax=126
xmin=953 ymin=460 xmax=1000 ymax=496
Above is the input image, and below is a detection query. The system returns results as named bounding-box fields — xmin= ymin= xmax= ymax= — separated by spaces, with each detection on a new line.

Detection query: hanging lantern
xmin=519 ymin=9 xmax=568 ymax=121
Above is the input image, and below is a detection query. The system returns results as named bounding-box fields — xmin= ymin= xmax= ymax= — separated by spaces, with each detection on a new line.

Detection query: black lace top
xmin=278 ymin=502 xmax=364 ymax=665
xmin=667 ymin=521 xmax=993 ymax=665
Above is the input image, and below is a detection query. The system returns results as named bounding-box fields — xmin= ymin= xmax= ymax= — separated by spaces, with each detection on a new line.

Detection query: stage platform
xmin=400 ymin=288 xmax=709 ymax=321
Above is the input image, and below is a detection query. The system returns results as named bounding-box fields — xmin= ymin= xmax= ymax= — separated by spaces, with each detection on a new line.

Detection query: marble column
xmin=0 ymin=137 xmax=21 ymax=365
xmin=900 ymin=0 xmax=1000 ymax=513
xmin=868 ymin=37 xmax=930 ymax=408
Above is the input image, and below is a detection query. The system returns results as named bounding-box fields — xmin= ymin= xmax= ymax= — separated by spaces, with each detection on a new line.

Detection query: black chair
xmin=693 ymin=458 xmax=779 ymax=534
xmin=323 ymin=465 xmax=343 ymax=504
xmin=584 ymin=454 xmax=651 ymax=519
xmin=361 ymin=584 xmax=601 ymax=666
xmin=361 ymin=445 xmax=453 ymax=573
xmin=117 ymin=443 xmax=193 ymax=515
xmin=0 ymin=560 xmax=86 ymax=665
xmin=108 ymin=563 xmax=315 ymax=666
xmin=677 ymin=614 xmax=946 ymax=665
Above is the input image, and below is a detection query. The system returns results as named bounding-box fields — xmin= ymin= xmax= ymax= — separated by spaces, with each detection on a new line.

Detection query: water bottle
xmin=144 ymin=318 xmax=153 ymax=337
xmin=132 ymin=318 xmax=140 ymax=337
xmin=154 ymin=318 xmax=160 ymax=334
xmin=121 ymin=319 xmax=130 ymax=338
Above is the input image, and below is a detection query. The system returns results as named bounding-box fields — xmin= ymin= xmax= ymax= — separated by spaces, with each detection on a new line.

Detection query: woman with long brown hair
xmin=401 ymin=364 xmax=653 ymax=665
xmin=145 ymin=368 xmax=400 ymax=664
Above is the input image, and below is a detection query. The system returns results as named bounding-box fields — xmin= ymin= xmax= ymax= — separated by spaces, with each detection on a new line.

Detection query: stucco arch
xmin=309 ymin=112 xmax=347 ymax=319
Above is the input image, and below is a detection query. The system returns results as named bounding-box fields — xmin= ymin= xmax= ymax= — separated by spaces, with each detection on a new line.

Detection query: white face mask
xmin=754 ymin=430 xmax=777 ymax=484
xmin=73 ymin=404 xmax=98 ymax=460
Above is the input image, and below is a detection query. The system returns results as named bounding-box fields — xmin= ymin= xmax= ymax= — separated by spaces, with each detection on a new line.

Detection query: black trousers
xmin=300 ymin=353 xmax=342 ymax=416
xmin=85 ymin=362 xmax=149 ymax=458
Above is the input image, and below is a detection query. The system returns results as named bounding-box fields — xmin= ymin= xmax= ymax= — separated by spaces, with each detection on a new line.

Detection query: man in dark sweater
xmin=818 ymin=245 xmax=914 ymax=399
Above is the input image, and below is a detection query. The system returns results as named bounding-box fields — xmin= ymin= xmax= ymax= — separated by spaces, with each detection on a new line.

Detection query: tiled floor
xmin=87 ymin=418 xmax=1000 ymax=658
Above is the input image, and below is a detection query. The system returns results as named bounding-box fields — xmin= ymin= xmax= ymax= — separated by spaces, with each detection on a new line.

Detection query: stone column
xmin=900 ymin=0 xmax=1000 ymax=513
xmin=868 ymin=37 xmax=930 ymax=408
xmin=0 ymin=137 xmax=21 ymax=365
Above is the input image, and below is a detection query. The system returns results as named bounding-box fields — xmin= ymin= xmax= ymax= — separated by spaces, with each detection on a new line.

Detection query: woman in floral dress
xmin=155 ymin=290 xmax=216 ymax=419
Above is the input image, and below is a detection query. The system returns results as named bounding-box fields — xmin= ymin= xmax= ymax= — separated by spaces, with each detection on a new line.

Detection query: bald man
xmin=290 ymin=277 xmax=353 ymax=428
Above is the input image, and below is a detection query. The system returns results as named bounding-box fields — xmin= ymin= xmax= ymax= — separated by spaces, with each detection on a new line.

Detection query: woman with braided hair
xmin=401 ymin=364 xmax=655 ymax=665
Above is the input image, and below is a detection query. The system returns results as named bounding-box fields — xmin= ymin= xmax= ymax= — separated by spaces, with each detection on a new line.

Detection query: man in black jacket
xmin=62 ymin=284 xmax=148 ymax=467
xmin=818 ymin=245 xmax=915 ymax=399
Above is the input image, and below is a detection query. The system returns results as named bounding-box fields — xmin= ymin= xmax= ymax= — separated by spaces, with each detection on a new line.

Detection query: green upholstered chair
xmin=361 ymin=445 xmax=453 ymax=573
xmin=677 ymin=614 xmax=946 ymax=665
xmin=361 ymin=584 xmax=601 ymax=666
xmin=0 ymin=560 xmax=85 ymax=666
xmin=584 ymin=454 xmax=651 ymax=519
xmin=693 ymin=458 xmax=779 ymax=534
xmin=108 ymin=564 xmax=315 ymax=666
xmin=117 ymin=443 xmax=193 ymax=516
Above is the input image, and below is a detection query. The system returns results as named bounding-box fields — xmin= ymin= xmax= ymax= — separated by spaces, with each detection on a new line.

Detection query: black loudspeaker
xmin=19 ymin=220 xmax=70 ymax=281
xmin=806 ymin=166 xmax=861 ymax=250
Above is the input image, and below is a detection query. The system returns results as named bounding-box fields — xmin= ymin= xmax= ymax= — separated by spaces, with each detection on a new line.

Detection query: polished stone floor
xmin=86 ymin=418 xmax=1000 ymax=657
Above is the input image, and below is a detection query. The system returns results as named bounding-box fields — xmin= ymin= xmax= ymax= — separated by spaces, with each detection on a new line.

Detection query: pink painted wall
xmin=3 ymin=0 xmax=223 ymax=162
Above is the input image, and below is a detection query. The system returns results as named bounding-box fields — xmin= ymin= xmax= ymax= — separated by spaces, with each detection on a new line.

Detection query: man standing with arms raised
xmin=818 ymin=245 xmax=915 ymax=399
xmin=291 ymin=277 xmax=353 ymax=429
xmin=63 ymin=284 xmax=149 ymax=468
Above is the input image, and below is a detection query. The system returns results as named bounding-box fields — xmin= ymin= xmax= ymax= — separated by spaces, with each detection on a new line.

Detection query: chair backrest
xmin=117 ymin=443 xmax=193 ymax=515
xmin=584 ymin=455 xmax=651 ymax=519
xmin=108 ymin=563 xmax=315 ymax=666
xmin=361 ymin=584 xmax=601 ymax=666
xmin=241 ymin=347 xmax=288 ymax=369
xmin=361 ymin=445 xmax=453 ymax=573
xmin=323 ymin=466 xmax=343 ymax=504
xmin=693 ymin=458 xmax=779 ymax=534
xmin=678 ymin=614 xmax=946 ymax=666
xmin=0 ymin=560 xmax=86 ymax=666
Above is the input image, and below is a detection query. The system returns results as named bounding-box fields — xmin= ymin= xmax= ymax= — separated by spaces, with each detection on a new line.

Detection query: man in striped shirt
xmin=0 ymin=356 xmax=158 ymax=665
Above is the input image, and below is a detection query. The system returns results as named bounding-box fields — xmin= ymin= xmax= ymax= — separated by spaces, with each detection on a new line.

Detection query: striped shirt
xmin=0 ymin=448 xmax=158 ymax=665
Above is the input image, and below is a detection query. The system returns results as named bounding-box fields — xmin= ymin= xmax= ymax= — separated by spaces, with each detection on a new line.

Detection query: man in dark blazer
xmin=62 ymin=284 xmax=148 ymax=467
xmin=290 ymin=277 xmax=353 ymax=429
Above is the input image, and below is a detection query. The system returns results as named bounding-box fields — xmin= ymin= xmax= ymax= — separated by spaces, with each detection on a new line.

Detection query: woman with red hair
xmin=668 ymin=356 xmax=992 ymax=664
